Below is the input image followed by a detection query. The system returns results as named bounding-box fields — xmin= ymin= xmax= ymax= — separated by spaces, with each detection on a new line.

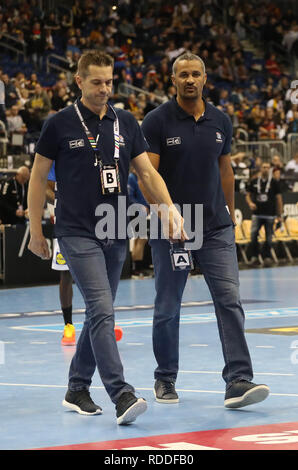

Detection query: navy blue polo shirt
xmin=36 ymin=99 xmax=148 ymax=239
xmin=141 ymin=97 xmax=233 ymax=232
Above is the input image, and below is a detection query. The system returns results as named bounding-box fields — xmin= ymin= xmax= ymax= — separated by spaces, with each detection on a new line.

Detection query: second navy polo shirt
xmin=141 ymin=97 xmax=234 ymax=232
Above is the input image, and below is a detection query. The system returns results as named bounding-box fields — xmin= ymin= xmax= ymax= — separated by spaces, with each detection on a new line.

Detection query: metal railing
xmin=117 ymin=83 xmax=167 ymax=104
xmin=46 ymin=54 xmax=70 ymax=75
xmin=287 ymin=133 xmax=298 ymax=160
xmin=234 ymin=140 xmax=288 ymax=162
xmin=0 ymin=33 xmax=27 ymax=61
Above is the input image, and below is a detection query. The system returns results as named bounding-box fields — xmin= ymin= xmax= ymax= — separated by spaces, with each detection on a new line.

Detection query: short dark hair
xmin=172 ymin=52 xmax=206 ymax=75
xmin=77 ymin=52 xmax=114 ymax=78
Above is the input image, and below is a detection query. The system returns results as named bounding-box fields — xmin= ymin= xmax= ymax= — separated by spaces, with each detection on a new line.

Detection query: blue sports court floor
xmin=1 ymin=265 xmax=298 ymax=450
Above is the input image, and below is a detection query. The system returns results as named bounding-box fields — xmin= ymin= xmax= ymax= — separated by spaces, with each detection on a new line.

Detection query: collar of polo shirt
xmin=77 ymin=97 xmax=116 ymax=122
xmin=172 ymin=96 xmax=212 ymax=121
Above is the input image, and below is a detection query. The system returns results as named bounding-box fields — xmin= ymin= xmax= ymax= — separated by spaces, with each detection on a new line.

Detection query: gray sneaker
xmin=224 ymin=380 xmax=270 ymax=408
xmin=62 ymin=389 xmax=103 ymax=415
xmin=154 ymin=380 xmax=179 ymax=403
xmin=116 ymin=392 xmax=147 ymax=425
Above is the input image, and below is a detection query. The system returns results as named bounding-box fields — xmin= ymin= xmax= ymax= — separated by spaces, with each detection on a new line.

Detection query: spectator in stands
xmin=44 ymin=28 xmax=55 ymax=53
xmin=26 ymin=73 xmax=39 ymax=95
xmin=259 ymin=108 xmax=279 ymax=139
xmin=287 ymin=110 xmax=298 ymax=134
xmin=2 ymin=74 xmax=18 ymax=109
xmin=217 ymin=57 xmax=234 ymax=83
xmin=271 ymin=155 xmax=289 ymax=192
xmin=0 ymin=166 xmax=30 ymax=225
xmin=265 ymin=53 xmax=282 ymax=78
xmin=25 ymin=83 xmax=51 ymax=124
xmin=282 ymin=24 xmax=298 ymax=53
xmin=6 ymin=105 xmax=27 ymax=135
xmin=28 ymin=21 xmax=46 ymax=71
xmin=51 ymin=86 xmax=72 ymax=112
xmin=285 ymin=153 xmax=298 ymax=173
xmin=245 ymin=105 xmax=265 ymax=140
xmin=0 ymin=68 xmax=7 ymax=128
xmin=245 ymin=161 xmax=283 ymax=267
xmin=66 ymin=36 xmax=81 ymax=56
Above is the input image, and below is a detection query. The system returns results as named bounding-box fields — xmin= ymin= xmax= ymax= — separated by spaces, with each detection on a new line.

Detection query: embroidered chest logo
xmin=69 ymin=139 xmax=85 ymax=149
xmin=119 ymin=135 xmax=125 ymax=147
xmin=166 ymin=137 xmax=181 ymax=146
xmin=216 ymin=132 xmax=223 ymax=143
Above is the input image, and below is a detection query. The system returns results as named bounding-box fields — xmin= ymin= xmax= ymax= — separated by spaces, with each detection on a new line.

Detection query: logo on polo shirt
xmin=69 ymin=139 xmax=85 ymax=149
xmin=166 ymin=137 xmax=181 ymax=146
xmin=216 ymin=132 xmax=223 ymax=143
xmin=119 ymin=135 xmax=125 ymax=147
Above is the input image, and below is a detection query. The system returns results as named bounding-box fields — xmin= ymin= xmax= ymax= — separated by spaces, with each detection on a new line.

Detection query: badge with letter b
xmin=170 ymin=243 xmax=194 ymax=271
xmin=100 ymin=163 xmax=121 ymax=194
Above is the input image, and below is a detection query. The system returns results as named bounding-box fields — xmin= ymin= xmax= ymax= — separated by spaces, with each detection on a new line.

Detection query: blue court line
xmin=10 ymin=307 xmax=298 ymax=333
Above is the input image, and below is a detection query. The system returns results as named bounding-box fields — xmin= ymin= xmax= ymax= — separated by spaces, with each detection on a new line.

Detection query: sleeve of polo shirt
xmin=141 ymin=111 xmax=161 ymax=155
xmin=221 ymin=114 xmax=233 ymax=155
xmin=35 ymin=115 xmax=59 ymax=160
xmin=129 ymin=114 xmax=149 ymax=159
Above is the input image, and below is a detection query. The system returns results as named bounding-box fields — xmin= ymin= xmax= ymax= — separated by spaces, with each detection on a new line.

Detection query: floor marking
xmin=36 ymin=422 xmax=298 ymax=450
xmin=30 ymin=341 xmax=48 ymax=345
xmin=9 ymin=307 xmax=298 ymax=333
xmin=2 ymin=301 xmax=296 ymax=319
xmin=0 ymin=382 xmax=298 ymax=397
xmin=180 ymin=370 xmax=294 ymax=377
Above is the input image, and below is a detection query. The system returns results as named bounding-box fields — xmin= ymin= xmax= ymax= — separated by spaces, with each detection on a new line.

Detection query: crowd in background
xmin=0 ymin=0 xmax=298 ymax=275
xmin=0 ymin=0 xmax=298 ymax=184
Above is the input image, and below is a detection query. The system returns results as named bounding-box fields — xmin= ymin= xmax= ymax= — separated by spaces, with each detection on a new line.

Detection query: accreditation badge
xmin=256 ymin=194 xmax=268 ymax=202
xmin=100 ymin=163 xmax=121 ymax=194
xmin=169 ymin=244 xmax=194 ymax=272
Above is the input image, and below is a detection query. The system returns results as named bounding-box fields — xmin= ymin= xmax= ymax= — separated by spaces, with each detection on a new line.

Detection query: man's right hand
xmin=16 ymin=208 xmax=25 ymax=218
xmin=28 ymin=234 xmax=51 ymax=260
xmin=249 ymin=202 xmax=257 ymax=211
xmin=161 ymin=205 xmax=188 ymax=243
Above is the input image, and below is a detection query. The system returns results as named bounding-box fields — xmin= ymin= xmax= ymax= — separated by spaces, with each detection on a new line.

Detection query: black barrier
xmin=0 ymin=193 xmax=297 ymax=286
xmin=0 ymin=223 xmax=132 ymax=286
xmin=1 ymin=223 xmax=59 ymax=285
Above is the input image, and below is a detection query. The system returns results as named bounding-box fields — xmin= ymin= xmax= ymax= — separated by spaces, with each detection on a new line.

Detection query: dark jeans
xmin=58 ymin=236 xmax=134 ymax=404
xmin=150 ymin=225 xmax=253 ymax=388
xmin=250 ymin=215 xmax=275 ymax=258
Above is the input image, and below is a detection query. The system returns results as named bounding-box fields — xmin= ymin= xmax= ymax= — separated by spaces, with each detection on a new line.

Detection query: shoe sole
xmin=153 ymin=388 xmax=179 ymax=404
xmin=224 ymin=385 xmax=270 ymax=408
xmin=62 ymin=399 xmax=102 ymax=416
xmin=61 ymin=340 xmax=76 ymax=346
xmin=117 ymin=398 xmax=147 ymax=425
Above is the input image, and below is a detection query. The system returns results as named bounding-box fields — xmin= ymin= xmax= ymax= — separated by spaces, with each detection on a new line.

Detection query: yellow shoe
xmin=61 ymin=323 xmax=76 ymax=346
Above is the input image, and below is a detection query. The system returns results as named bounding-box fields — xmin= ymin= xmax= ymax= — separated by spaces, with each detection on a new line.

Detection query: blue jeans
xmin=58 ymin=237 xmax=134 ymax=403
xmin=250 ymin=215 xmax=275 ymax=258
xmin=150 ymin=225 xmax=253 ymax=388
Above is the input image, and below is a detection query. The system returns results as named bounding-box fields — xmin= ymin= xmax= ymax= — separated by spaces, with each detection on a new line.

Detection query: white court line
xmin=180 ymin=370 xmax=295 ymax=377
xmin=0 ymin=383 xmax=298 ymax=397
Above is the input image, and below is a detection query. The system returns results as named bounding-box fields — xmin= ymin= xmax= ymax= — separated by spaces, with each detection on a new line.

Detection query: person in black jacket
xmin=0 ymin=166 xmax=30 ymax=224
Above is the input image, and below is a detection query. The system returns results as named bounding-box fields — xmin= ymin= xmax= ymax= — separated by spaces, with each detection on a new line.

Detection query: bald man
xmin=0 ymin=166 xmax=30 ymax=224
